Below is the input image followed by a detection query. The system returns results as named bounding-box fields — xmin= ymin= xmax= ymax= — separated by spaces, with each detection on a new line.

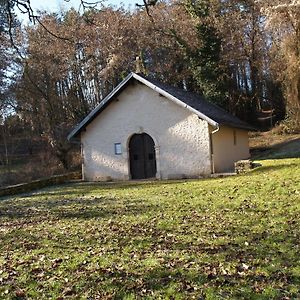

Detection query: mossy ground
xmin=0 ymin=158 xmax=299 ymax=299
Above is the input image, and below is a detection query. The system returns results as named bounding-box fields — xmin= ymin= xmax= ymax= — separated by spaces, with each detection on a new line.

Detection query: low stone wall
xmin=0 ymin=172 xmax=82 ymax=197
xmin=234 ymin=160 xmax=255 ymax=174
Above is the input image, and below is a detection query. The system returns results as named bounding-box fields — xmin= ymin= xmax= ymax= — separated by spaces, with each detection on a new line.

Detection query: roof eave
xmin=132 ymin=73 xmax=219 ymax=128
xmin=219 ymin=122 xmax=257 ymax=131
xmin=68 ymin=72 xmax=232 ymax=140
xmin=67 ymin=72 xmax=134 ymax=140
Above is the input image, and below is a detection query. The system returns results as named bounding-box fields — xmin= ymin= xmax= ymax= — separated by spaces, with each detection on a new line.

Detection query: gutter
xmin=68 ymin=72 xmax=223 ymax=140
xmin=210 ymin=124 xmax=220 ymax=174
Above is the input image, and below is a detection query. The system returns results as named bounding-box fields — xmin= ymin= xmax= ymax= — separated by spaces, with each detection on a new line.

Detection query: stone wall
xmin=82 ymin=82 xmax=212 ymax=181
xmin=0 ymin=172 xmax=81 ymax=197
xmin=234 ymin=160 xmax=255 ymax=174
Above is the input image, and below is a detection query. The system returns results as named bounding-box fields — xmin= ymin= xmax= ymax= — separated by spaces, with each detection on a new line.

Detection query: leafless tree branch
xmin=136 ymin=0 xmax=158 ymax=18
xmin=4 ymin=0 xmax=107 ymax=55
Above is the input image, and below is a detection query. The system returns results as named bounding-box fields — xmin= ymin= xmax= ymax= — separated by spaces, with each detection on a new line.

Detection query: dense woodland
xmin=0 ymin=0 xmax=299 ymax=186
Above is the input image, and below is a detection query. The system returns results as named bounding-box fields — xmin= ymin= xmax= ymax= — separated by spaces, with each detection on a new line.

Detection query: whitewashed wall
xmin=81 ymin=82 xmax=212 ymax=181
xmin=211 ymin=126 xmax=250 ymax=173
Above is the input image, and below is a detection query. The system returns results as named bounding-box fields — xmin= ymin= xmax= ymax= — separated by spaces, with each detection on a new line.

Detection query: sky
xmin=29 ymin=0 xmax=138 ymax=11
xmin=18 ymin=0 xmax=138 ymax=22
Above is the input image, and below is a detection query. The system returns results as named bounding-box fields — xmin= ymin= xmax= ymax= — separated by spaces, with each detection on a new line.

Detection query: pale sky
xmin=29 ymin=0 xmax=138 ymax=11
xmin=18 ymin=0 xmax=139 ymax=22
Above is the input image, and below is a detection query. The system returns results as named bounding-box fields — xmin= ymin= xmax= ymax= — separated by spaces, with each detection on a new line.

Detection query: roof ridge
xmin=68 ymin=72 xmax=255 ymax=140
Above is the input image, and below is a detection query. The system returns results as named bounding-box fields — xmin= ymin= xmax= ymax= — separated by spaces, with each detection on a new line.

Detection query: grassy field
xmin=0 ymin=158 xmax=300 ymax=299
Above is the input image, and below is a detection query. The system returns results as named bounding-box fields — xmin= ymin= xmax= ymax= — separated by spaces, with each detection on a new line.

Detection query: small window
xmin=114 ymin=143 xmax=122 ymax=155
xmin=233 ymin=130 xmax=237 ymax=145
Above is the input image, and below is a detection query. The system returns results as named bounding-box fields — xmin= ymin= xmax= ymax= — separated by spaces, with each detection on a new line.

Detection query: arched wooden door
xmin=129 ymin=133 xmax=157 ymax=179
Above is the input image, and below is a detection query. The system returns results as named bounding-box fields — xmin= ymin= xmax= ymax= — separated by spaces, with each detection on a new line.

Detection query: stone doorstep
xmin=210 ymin=172 xmax=237 ymax=178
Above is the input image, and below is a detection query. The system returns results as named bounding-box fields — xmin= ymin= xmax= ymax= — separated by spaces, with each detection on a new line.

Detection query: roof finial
xmin=135 ymin=56 xmax=142 ymax=74
xmin=135 ymin=54 xmax=146 ymax=75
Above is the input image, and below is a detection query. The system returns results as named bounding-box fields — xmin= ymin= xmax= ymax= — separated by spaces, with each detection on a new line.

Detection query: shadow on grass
xmin=245 ymin=163 xmax=298 ymax=175
xmin=0 ymin=178 xmax=208 ymax=202
xmin=96 ymin=221 xmax=300 ymax=298
xmin=2 ymin=179 xmax=190 ymax=200
xmin=2 ymin=232 xmax=299 ymax=299
xmin=254 ymin=151 xmax=300 ymax=160
xmin=251 ymin=138 xmax=300 ymax=160
xmin=1 ymin=198 xmax=299 ymax=298
xmin=82 ymin=239 xmax=300 ymax=299
xmin=0 ymin=194 xmax=161 ymax=221
xmin=63 ymin=179 xmax=197 ymax=191
xmin=56 ymin=201 xmax=160 ymax=220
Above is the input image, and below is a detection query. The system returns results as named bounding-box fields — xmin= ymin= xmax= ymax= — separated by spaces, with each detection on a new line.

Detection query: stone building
xmin=68 ymin=73 xmax=254 ymax=181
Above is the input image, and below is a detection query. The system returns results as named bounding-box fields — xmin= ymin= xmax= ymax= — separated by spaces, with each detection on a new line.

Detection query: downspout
xmin=210 ymin=124 xmax=220 ymax=174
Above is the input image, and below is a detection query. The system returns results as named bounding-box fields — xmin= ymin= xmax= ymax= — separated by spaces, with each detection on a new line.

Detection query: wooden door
xmin=129 ymin=133 xmax=156 ymax=179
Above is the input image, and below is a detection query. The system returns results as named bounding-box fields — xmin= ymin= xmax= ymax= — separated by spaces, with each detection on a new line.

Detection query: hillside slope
xmin=0 ymin=156 xmax=299 ymax=299
xmin=250 ymin=132 xmax=300 ymax=160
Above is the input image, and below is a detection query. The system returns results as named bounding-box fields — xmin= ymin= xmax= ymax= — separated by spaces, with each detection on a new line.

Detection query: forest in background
xmin=0 ymin=0 xmax=299 ymax=186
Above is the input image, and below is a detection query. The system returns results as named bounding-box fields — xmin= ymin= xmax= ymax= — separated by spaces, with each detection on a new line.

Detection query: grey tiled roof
xmin=142 ymin=75 xmax=255 ymax=131
xmin=68 ymin=72 xmax=255 ymax=140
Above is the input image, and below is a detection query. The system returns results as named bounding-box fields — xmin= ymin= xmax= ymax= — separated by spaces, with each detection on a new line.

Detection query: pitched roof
xmin=68 ymin=72 xmax=255 ymax=140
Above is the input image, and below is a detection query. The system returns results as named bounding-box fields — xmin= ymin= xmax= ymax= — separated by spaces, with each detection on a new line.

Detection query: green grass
xmin=0 ymin=158 xmax=299 ymax=299
xmin=0 ymin=161 xmax=29 ymax=187
xmin=252 ymin=139 xmax=300 ymax=160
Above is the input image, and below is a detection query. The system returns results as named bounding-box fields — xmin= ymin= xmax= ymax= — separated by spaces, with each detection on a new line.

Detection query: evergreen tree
xmin=184 ymin=0 xmax=227 ymax=106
